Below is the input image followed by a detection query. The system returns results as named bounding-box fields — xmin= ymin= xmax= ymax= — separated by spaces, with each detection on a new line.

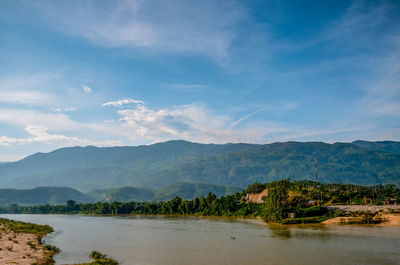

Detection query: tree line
xmin=1 ymin=180 xmax=398 ymax=224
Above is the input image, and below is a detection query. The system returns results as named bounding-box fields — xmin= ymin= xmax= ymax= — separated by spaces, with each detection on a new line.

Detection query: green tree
xmin=263 ymin=180 xmax=290 ymax=222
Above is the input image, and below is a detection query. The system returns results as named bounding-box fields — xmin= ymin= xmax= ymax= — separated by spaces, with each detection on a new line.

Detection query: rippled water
xmin=1 ymin=214 xmax=399 ymax=265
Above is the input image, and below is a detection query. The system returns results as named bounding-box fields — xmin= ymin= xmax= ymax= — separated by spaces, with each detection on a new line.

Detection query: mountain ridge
xmin=0 ymin=140 xmax=399 ymax=190
xmin=0 ymin=182 xmax=242 ymax=206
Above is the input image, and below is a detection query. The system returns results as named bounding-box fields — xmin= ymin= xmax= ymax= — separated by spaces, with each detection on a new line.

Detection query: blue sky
xmin=0 ymin=0 xmax=400 ymax=161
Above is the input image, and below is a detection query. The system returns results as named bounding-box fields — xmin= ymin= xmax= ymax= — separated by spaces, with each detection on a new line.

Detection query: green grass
xmin=0 ymin=218 xmax=53 ymax=234
xmin=75 ymin=250 xmax=119 ymax=265
xmin=0 ymin=218 xmax=58 ymax=264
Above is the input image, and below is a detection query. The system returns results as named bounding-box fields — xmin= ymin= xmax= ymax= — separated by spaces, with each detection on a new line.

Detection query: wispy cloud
xmin=0 ymin=125 xmax=122 ymax=147
xmin=167 ymin=83 xmax=207 ymax=92
xmin=114 ymin=102 xmax=290 ymax=143
xmin=358 ymin=56 xmax=400 ymax=117
xmin=0 ymin=109 xmax=78 ymax=130
xmin=0 ymin=73 xmax=58 ymax=106
xmin=102 ymin=98 xmax=145 ymax=107
xmin=0 ymin=90 xmax=54 ymax=106
xmin=52 ymin=107 xmax=77 ymax=113
xmin=33 ymin=0 xmax=247 ymax=59
xmin=82 ymin=84 xmax=92 ymax=93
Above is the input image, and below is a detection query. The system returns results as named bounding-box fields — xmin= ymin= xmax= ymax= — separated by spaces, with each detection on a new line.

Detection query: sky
xmin=0 ymin=0 xmax=400 ymax=161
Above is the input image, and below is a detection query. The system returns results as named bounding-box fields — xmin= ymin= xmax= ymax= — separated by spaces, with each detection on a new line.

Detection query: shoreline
xmin=0 ymin=218 xmax=57 ymax=265
xmin=3 ymin=210 xmax=400 ymax=227
xmin=0 ymin=212 xmax=398 ymax=265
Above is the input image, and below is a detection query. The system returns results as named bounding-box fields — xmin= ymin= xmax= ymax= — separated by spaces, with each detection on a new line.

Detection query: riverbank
xmin=323 ymin=213 xmax=400 ymax=226
xmin=0 ymin=218 xmax=58 ymax=265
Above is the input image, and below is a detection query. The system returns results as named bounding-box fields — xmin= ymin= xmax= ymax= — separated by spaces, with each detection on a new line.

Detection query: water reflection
xmin=268 ymin=225 xmax=293 ymax=239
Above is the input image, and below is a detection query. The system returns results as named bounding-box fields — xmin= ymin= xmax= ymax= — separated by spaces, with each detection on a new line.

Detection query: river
xmin=1 ymin=214 xmax=399 ymax=265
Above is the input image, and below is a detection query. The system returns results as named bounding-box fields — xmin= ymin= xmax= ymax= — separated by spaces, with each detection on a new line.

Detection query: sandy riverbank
xmin=322 ymin=214 xmax=400 ymax=226
xmin=0 ymin=223 xmax=55 ymax=265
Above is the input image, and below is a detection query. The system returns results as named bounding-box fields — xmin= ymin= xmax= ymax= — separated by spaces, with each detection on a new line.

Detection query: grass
xmin=0 ymin=218 xmax=59 ymax=264
xmin=0 ymin=218 xmax=118 ymax=265
xmin=75 ymin=251 xmax=119 ymax=265
xmin=280 ymin=215 xmax=330 ymax=224
xmin=0 ymin=218 xmax=53 ymax=234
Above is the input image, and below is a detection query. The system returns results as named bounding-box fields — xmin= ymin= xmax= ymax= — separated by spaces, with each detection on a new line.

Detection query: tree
xmin=66 ymin=200 xmax=76 ymax=207
xmin=263 ymin=180 xmax=290 ymax=222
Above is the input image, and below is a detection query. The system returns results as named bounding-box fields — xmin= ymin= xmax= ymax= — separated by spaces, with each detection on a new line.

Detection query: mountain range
xmin=0 ymin=182 xmax=241 ymax=207
xmin=0 ymin=140 xmax=399 ymax=192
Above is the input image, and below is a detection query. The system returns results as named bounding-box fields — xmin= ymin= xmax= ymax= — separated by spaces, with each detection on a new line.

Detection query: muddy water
xmin=1 ymin=214 xmax=399 ymax=265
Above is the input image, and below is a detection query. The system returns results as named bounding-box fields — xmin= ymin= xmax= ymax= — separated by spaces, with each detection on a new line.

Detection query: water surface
xmin=1 ymin=214 xmax=399 ymax=265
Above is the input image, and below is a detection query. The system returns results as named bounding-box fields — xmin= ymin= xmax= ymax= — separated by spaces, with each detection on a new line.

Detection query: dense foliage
xmin=0 ymin=192 xmax=263 ymax=218
xmin=1 ymin=180 xmax=398 ymax=225
xmin=0 ymin=140 xmax=399 ymax=190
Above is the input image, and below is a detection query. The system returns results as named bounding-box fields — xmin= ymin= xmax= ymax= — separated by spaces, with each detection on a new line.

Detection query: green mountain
xmin=0 ymin=187 xmax=93 ymax=207
xmin=89 ymin=182 xmax=242 ymax=202
xmin=89 ymin=187 xmax=155 ymax=202
xmin=352 ymin=140 xmax=400 ymax=155
xmin=0 ymin=140 xmax=254 ymax=191
xmin=0 ymin=182 xmax=242 ymax=206
xmin=147 ymin=142 xmax=400 ymax=187
xmin=0 ymin=140 xmax=399 ymax=190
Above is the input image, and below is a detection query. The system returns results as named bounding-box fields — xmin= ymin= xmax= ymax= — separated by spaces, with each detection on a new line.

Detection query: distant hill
xmin=0 ymin=141 xmax=255 ymax=190
xmin=352 ymin=140 xmax=400 ymax=155
xmin=0 ymin=187 xmax=93 ymax=207
xmin=145 ymin=142 xmax=400 ymax=187
xmin=89 ymin=182 xmax=242 ymax=202
xmin=0 ymin=182 xmax=242 ymax=206
xmin=0 ymin=140 xmax=399 ymax=190
xmin=89 ymin=186 xmax=155 ymax=202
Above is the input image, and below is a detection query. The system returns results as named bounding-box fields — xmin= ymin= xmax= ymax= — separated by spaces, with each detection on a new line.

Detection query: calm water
xmin=1 ymin=214 xmax=400 ymax=265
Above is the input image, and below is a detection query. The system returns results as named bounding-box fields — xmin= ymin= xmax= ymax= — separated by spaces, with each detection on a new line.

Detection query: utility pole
xmin=314 ymin=152 xmax=319 ymax=183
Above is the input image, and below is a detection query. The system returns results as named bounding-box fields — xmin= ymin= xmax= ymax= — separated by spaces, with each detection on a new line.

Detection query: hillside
xmin=352 ymin=140 xmax=400 ymax=155
xmin=88 ymin=187 xmax=155 ymax=202
xmin=0 ymin=187 xmax=93 ymax=207
xmin=89 ymin=182 xmax=241 ymax=202
xmin=0 ymin=182 xmax=241 ymax=206
xmin=0 ymin=140 xmax=399 ymax=190
xmin=143 ymin=142 xmax=400 ymax=187
xmin=0 ymin=140 xmax=254 ymax=191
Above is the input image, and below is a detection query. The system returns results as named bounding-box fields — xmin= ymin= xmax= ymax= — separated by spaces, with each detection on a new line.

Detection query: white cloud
xmin=102 ymin=98 xmax=145 ymax=107
xmin=360 ymin=59 xmax=400 ymax=116
xmin=114 ymin=102 xmax=287 ymax=143
xmin=0 ymin=90 xmax=53 ymax=106
xmin=0 ymin=125 xmax=122 ymax=147
xmin=52 ymin=107 xmax=77 ymax=113
xmin=83 ymin=84 xmax=92 ymax=93
xmin=0 ymin=73 xmax=58 ymax=106
xmin=32 ymin=0 xmax=246 ymax=59
xmin=0 ymin=109 xmax=78 ymax=130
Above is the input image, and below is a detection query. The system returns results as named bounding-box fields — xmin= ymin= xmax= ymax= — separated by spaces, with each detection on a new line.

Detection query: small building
xmin=305 ymin=200 xmax=318 ymax=207
xmin=287 ymin=212 xmax=296 ymax=219
xmin=384 ymin=198 xmax=397 ymax=205
xmin=364 ymin=197 xmax=373 ymax=205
